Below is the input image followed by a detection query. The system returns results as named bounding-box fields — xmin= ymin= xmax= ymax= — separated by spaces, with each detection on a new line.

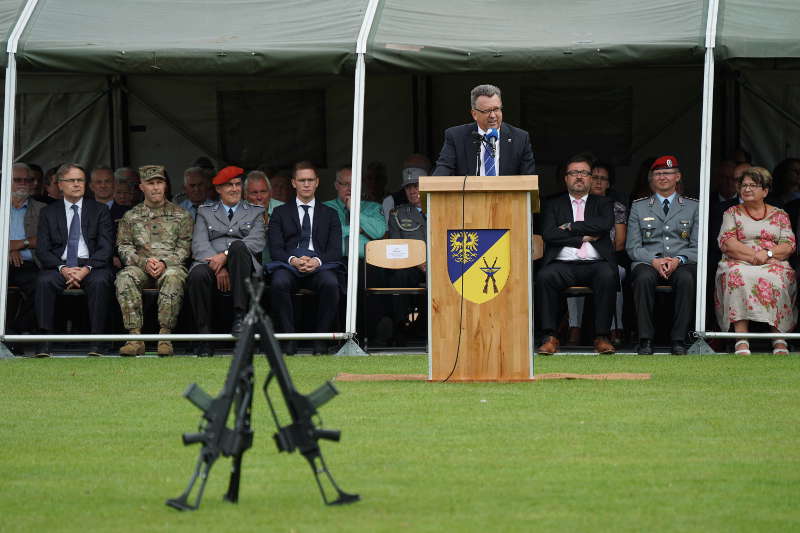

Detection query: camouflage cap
xmin=139 ymin=165 xmax=167 ymax=181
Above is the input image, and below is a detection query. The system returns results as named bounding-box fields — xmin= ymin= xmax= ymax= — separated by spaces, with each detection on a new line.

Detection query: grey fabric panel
xmin=17 ymin=0 xmax=367 ymax=74
xmin=717 ymin=0 xmax=800 ymax=60
xmin=0 ymin=0 xmax=27 ymax=67
xmin=368 ymin=0 xmax=706 ymax=72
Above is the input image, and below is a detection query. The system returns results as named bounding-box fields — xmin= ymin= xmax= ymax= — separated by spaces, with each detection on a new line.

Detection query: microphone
xmin=485 ymin=128 xmax=498 ymax=157
xmin=471 ymin=131 xmax=483 ymax=143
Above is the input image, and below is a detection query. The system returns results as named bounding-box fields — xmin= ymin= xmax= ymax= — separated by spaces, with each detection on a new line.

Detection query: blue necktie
xmin=228 ymin=207 xmax=234 ymax=221
xmin=299 ymin=205 xmax=311 ymax=248
xmin=66 ymin=204 xmax=80 ymax=267
xmin=483 ymin=145 xmax=496 ymax=176
xmin=663 ymin=199 xmax=670 ymax=216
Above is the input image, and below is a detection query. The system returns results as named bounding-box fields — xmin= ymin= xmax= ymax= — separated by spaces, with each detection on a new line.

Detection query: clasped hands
xmin=651 ymin=257 xmax=681 ymax=279
xmin=290 ymin=255 xmax=321 ymax=274
xmin=751 ymin=249 xmax=778 ymax=266
xmin=60 ymin=265 xmax=90 ymax=289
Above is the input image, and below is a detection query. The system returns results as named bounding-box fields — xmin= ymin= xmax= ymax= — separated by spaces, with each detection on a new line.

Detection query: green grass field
xmin=1 ymin=354 xmax=799 ymax=532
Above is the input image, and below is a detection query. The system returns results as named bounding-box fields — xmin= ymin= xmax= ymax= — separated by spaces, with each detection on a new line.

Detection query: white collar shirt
xmin=477 ymin=126 xmax=501 ymax=176
xmin=554 ymin=193 xmax=601 ymax=261
xmin=61 ymin=197 xmax=90 ymax=260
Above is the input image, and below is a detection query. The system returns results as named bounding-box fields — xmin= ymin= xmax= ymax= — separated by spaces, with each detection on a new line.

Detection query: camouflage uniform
xmin=115 ymin=200 xmax=193 ymax=330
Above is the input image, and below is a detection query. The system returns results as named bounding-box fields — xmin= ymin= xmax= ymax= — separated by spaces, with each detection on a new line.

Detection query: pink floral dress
xmin=715 ymin=205 xmax=797 ymax=332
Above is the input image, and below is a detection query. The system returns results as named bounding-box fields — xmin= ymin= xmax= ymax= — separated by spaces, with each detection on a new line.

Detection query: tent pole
xmin=0 ymin=0 xmax=40 ymax=341
xmin=689 ymin=0 xmax=720 ymax=354
xmin=341 ymin=0 xmax=381 ymax=353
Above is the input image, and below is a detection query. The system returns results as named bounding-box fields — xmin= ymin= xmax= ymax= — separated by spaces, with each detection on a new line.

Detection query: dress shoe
xmin=34 ymin=342 xmax=52 ymax=358
xmin=87 ymin=343 xmax=105 ymax=357
xmin=312 ymin=341 xmax=328 ymax=355
xmin=594 ymin=336 xmax=615 ymax=354
xmin=195 ymin=341 xmax=214 ymax=357
xmin=567 ymin=327 xmax=581 ymax=345
xmin=283 ymin=340 xmax=297 ymax=356
xmin=537 ymin=335 xmax=560 ymax=355
xmin=637 ymin=338 xmax=654 ymax=355
xmin=671 ymin=342 xmax=687 ymax=355
xmin=231 ymin=312 xmax=244 ymax=338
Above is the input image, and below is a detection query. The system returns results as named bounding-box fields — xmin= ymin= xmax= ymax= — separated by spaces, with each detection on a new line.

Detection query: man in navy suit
xmin=433 ymin=84 xmax=535 ymax=177
xmin=267 ymin=161 xmax=343 ymax=355
xmin=34 ymin=163 xmax=115 ymax=356
xmin=535 ymin=154 xmax=618 ymax=355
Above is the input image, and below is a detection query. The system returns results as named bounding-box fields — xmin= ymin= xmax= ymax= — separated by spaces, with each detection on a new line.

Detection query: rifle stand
xmin=0 ymin=342 xmax=14 ymax=359
xmin=335 ymin=338 xmax=368 ymax=357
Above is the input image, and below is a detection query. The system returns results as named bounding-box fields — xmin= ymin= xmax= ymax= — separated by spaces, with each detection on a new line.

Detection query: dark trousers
xmin=187 ymin=240 xmax=254 ymax=332
xmin=35 ymin=267 xmax=114 ymax=333
xmin=270 ymin=268 xmax=340 ymax=334
xmin=631 ymin=263 xmax=696 ymax=341
xmin=7 ymin=260 xmax=39 ymax=332
xmin=536 ymin=260 xmax=617 ymax=336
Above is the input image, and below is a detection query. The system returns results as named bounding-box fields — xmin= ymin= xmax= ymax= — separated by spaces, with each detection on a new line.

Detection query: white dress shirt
xmin=60 ymin=198 xmax=91 ymax=261
xmin=289 ymin=197 xmax=322 ymax=267
xmin=477 ymin=126 xmax=501 ymax=176
xmin=555 ymin=194 xmax=602 ymax=261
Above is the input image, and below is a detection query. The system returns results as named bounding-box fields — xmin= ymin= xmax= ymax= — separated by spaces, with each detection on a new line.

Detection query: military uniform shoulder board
xmin=632 ymin=196 xmax=649 ymax=203
xmin=681 ymin=195 xmax=698 ymax=202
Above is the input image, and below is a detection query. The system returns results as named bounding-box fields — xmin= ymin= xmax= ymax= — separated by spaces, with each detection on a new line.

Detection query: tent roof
xmin=1 ymin=1 xmax=800 ymax=75
xmin=367 ymin=0 xmax=707 ymax=72
xmin=15 ymin=0 xmax=368 ymax=75
xmin=716 ymin=0 xmax=800 ymax=60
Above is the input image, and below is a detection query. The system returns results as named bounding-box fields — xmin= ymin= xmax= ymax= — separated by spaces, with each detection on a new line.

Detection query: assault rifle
xmin=166 ymin=277 xmax=359 ymax=511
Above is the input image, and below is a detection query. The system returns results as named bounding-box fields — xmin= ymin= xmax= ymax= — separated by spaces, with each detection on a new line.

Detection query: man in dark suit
xmin=267 ymin=161 xmax=343 ymax=355
xmin=536 ymin=154 xmax=618 ymax=355
xmin=34 ymin=163 xmax=115 ymax=357
xmin=433 ymin=84 xmax=535 ymax=177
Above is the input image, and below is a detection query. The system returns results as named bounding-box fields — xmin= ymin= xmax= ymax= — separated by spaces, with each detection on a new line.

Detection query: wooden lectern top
xmin=419 ymin=175 xmax=538 ymax=192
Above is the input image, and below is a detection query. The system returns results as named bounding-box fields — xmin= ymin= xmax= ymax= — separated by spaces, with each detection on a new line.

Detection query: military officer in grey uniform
xmin=116 ymin=165 xmax=193 ymax=356
xmin=626 ymin=155 xmax=698 ymax=355
xmin=187 ymin=166 xmax=265 ymax=354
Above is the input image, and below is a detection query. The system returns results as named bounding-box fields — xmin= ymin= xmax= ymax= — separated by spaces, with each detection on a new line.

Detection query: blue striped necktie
xmin=483 ymin=145 xmax=496 ymax=176
xmin=66 ymin=204 xmax=80 ymax=267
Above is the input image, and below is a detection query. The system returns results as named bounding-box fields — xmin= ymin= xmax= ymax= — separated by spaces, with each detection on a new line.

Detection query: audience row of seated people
xmin=537 ymin=153 xmax=798 ymax=356
xmin=5 ymin=156 xmax=426 ymax=357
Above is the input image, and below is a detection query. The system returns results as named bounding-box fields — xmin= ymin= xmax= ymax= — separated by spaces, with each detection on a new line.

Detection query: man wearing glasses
xmin=536 ymin=154 xmax=618 ymax=355
xmin=626 ymin=155 xmax=699 ymax=355
xmin=6 ymin=163 xmax=46 ymax=339
xmin=34 ymin=163 xmax=115 ymax=356
xmin=432 ymin=84 xmax=535 ymax=177
xmin=187 ymin=165 xmax=265 ymax=355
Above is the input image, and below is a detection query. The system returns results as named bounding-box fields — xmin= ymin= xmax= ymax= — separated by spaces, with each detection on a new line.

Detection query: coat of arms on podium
xmin=446 ymin=229 xmax=511 ymax=304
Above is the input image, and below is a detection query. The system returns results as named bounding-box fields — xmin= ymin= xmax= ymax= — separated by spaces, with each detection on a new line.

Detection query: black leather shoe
xmin=195 ymin=341 xmax=214 ymax=358
xmin=283 ymin=340 xmax=297 ymax=356
xmin=312 ymin=341 xmax=328 ymax=355
xmin=87 ymin=343 xmax=104 ymax=357
xmin=231 ymin=312 xmax=244 ymax=337
xmin=637 ymin=339 xmax=654 ymax=355
xmin=671 ymin=342 xmax=687 ymax=355
xmin=34 ymin=342 xmax=52 ymax=358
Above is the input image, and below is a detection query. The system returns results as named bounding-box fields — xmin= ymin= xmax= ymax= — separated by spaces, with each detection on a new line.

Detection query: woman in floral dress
xmin=715 ymin=167 xmax=797 ymax=355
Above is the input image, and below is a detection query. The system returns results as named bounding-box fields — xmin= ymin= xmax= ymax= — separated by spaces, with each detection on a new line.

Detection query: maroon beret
xmin=212 ymin=166 xmax=245 ymax=185
xmin=651 ymin=156 xmax=679 ymax=171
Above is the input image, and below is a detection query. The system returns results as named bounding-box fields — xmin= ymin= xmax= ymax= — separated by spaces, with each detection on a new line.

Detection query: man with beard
xmin=536 ymin=154 xmax=618 ymax=355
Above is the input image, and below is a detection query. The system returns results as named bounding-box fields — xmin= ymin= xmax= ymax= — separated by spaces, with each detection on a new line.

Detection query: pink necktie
xmin=573 ymin=198 xmax=589 ymax=259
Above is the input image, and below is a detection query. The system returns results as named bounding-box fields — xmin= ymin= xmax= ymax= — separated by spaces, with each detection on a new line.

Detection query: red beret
xmin=212 ymin=165 xmax=245 ymax=185
xmin=651 ymin=156 xmax=679 ymax=171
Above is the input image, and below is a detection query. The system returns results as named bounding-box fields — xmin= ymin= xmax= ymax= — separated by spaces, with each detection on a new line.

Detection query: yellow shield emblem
xmin=447 ymin=229 xmax=511 ymax=304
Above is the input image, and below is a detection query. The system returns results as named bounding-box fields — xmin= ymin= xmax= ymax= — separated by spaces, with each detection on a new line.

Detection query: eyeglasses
xmin=473 ymin=106 xmax=503 ymax=115
xmin=59 ymin=178 xmax=86 ymax=184
xmin=591 ymin=175 xmax=609 ymax=182
xmin=566 ymin=170 xmax=592 ymax=177
xmin=740 ymin=183 xmax=762 ymax=190
xmin=652 ymin=170 xmax=679 ymax=178
xmin=13 ymin=177 xmax=35 ymax=183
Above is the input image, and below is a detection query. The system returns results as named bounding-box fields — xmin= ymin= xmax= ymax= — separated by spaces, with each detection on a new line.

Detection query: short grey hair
xmin=114 ymin=166 xmax=137 ymax=183
xmin=183 ymin=166 xmax=207 ymax=185
xmin=335 ymin=165 xmax=352 ymax=184
xmin=245 ymin=170 xmax=271 ymax=191
xmin=12 ymin=162 xmax=31 ymax=176
xmin=470 ymin=84 xmax=502 ymax=109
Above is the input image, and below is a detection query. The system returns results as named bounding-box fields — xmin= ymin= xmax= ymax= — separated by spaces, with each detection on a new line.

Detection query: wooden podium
xmin=420 ymin=175 xmax=538 ymax=382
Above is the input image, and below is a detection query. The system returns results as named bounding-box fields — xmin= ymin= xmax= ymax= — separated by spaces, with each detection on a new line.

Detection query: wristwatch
xmin=22 ymin=238 xmax=30 ymax=249
xmin=224 ymin=249 xmax=229 ymax=256
xmin=766 ymin=250 xmax=774 ymax=258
